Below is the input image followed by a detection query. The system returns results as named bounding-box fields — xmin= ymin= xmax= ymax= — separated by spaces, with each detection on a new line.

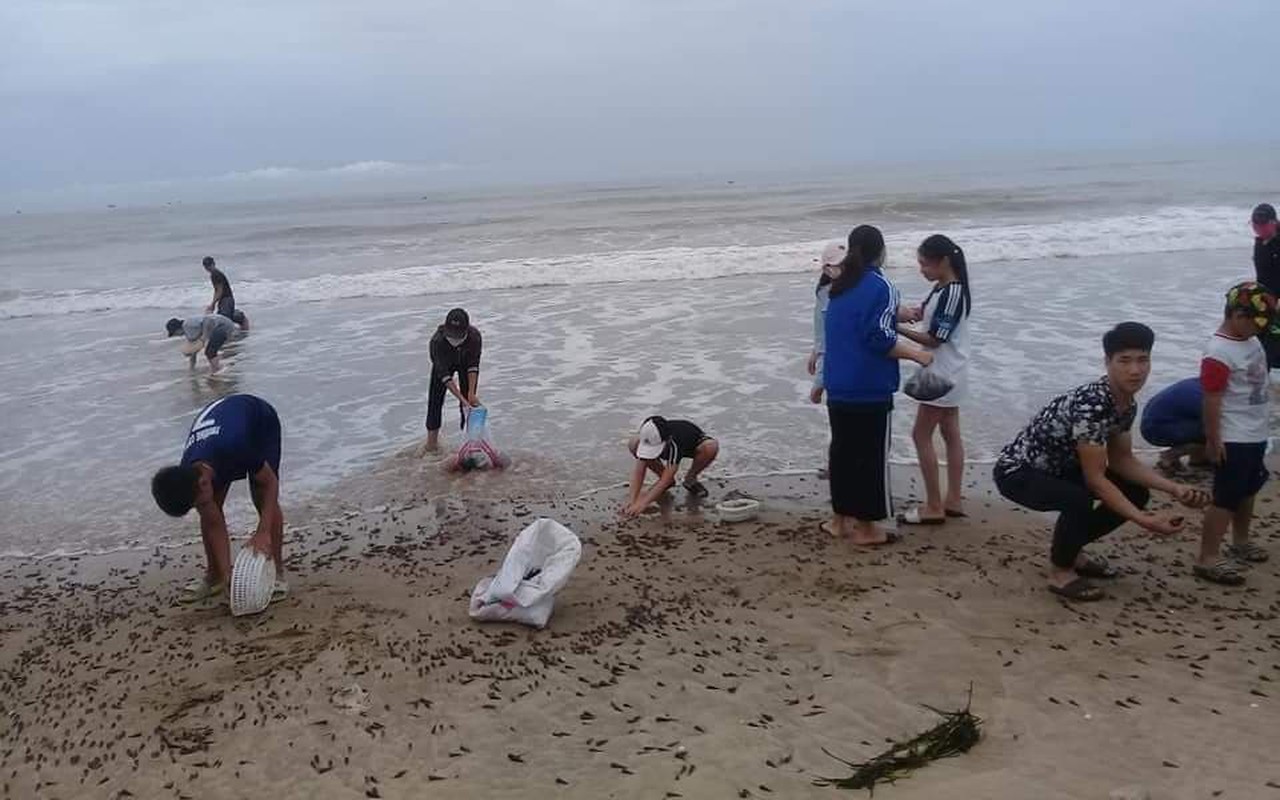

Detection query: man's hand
xmin=619 ymin=502 xmax=643 ymax=518
xmin=1138 ymin=513 xmax=1186 ymax=537
xmin=1207 ymin=437 xmax=1227 ymax=465
xmin=1173 ymin=484 xmax=1211 ymax=509
xmin=807 ymin=351 xmax=818 ymax=376
xmin=467 ymin=393 xmax=480 ymax=408
xmin=916 ymin=350 xmax=935 ymax=368
xmin=205 ymin=304 xmax=215 ymax=313
xmin=247 ymin=529 xmax=274 ymax=557
xmin=899 ymin=305 xmax=923 ymax=324
xmin=809 ymin=386 xmax=825 ymax=405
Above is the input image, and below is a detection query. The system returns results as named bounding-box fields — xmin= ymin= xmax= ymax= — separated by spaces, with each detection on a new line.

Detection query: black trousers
xmin=994 ymin=466 xmax=1150 ymax=569
xmin=425 ymin=371 xmax=470 ymax=432
xmin=827 ymin=402 xmax=892 ymax=522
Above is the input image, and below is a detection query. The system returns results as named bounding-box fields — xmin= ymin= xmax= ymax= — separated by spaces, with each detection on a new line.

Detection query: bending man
xmin=151 ymin=394 xmax=286 ymax=604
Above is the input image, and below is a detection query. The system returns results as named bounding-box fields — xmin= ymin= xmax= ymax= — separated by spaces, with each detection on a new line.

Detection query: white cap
xmin=635 ymin=419 xmax=665 ymax=460
xmin=821 ymin=242 xmax=847 ymax=267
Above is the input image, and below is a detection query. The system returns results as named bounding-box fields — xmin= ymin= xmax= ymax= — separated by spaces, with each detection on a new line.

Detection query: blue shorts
xmin=1212 ymin=442 xmax=1268 ymax=511
xmin=1140 ymin=417 xmax=1203 ymax=448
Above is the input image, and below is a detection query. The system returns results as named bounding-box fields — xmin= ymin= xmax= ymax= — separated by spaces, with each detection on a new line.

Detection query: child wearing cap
xmin=1195 ymin=281 xmax=1276 ymax=586
xmin=621 ymin=416 xmax=719 ymax=517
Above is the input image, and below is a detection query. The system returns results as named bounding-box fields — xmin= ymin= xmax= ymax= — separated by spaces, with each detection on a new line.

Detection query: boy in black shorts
xmin=1196 ymin=282 xmax=1275 ymax=585
xmin=621 ymin=416 xmax=719 ymax=517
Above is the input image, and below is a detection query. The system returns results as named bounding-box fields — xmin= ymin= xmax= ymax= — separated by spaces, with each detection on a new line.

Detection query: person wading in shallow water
xmin=203 ymin=256 xmax=248 ymax=329
xmin=420 ymin=308 xmax=482 ymax=454
xmin=994 ymin=322 xmax=1209 ymax=602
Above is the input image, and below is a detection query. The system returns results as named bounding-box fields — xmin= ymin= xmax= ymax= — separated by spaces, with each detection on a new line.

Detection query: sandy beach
xmin=3 ymin=464 xmax=1277 ymax=800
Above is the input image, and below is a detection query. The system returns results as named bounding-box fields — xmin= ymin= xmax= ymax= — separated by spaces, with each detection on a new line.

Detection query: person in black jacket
xmin=421 ymin=308 xmax=482 ymax=453
xmin=1252 ymin=203 xmax=1280 ymax=367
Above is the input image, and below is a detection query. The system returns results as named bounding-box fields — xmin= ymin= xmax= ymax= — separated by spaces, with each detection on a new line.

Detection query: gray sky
xmin=2 ymin=0 xmax=1274 ymax=201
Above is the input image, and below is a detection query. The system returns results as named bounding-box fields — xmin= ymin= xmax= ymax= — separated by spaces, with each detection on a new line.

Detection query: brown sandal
xmin=1048 ymin=577 xmax=1105 ymax=602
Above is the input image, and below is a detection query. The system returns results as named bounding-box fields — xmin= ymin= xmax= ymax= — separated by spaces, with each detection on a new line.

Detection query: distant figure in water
xmin=203 ymin=256 xmax=249 ymax=330
xmin=167 ymin=314 xmax=239 ymax=373
xmin=151 ymin=394 xmax=287 ymax=606
xmin=421 ymin=308 xmax=483 ymax=453
xmin=1140 ymin=377 xmax=1208 ymax=473
xmin=621 ymin=416 xmax=719 ymax=516
xmin=1251 ymin=204 xmax=1279 ymax=367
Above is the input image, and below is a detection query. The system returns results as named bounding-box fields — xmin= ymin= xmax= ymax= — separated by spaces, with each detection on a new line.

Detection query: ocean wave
xmin=0 ymin=205 xmax=1251 ymax=320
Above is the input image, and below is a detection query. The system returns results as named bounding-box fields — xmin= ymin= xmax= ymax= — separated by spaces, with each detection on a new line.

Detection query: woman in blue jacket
xmin=816 ymin=225 xmax=933 ymax=545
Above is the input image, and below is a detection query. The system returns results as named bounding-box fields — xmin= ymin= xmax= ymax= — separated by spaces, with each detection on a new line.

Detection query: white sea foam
xmin=0 ymin=205 xmax=1250 ymax=320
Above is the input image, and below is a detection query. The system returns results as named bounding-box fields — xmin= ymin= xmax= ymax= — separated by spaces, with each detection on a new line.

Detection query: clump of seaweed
xmin=815 ymin=689 xmax=982 ymax=794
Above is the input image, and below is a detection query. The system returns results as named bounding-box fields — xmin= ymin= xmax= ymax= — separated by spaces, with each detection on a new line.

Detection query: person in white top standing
xmin=1196 ymin=281 xmax=1277 ymax=586
xmin=897 ymin=235 xmax=972 ymax=525
xmin=807 ymin=241 xmax=846 ymax=477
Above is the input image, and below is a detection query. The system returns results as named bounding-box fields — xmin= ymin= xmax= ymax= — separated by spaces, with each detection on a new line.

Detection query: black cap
xmin=444 ymin=308 xmax=469 ymax=333
xmin=165 ymin=318 xmax=183 ymax=336
xmin=1252 ymin=203 xmax=1276 ymax=224
xmin=202 ymin=256 xmax=215 ymax=267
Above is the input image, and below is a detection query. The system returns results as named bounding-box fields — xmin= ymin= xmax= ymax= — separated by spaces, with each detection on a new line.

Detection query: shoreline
xmin=3 ymin=468 xmax=1277 ymax=798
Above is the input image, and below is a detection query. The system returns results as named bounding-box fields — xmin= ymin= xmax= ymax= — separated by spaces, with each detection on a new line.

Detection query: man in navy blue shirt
xmin=1140 ymin=377 xmax=1207 ymax=473
xmin=151 ymin=394 xmax=285 ymax=604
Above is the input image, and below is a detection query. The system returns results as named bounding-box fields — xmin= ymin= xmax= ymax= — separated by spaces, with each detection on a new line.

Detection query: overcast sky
xmin=2 ymin=0 xmax=1274 ymax=202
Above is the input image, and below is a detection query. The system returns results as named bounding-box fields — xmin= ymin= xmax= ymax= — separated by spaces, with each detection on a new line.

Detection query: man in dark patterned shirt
xmin=994 ymin=322 xmax=1209 ymax=602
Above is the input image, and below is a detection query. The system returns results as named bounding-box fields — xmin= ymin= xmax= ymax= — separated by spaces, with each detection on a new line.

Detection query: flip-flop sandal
xmin=1048 ymin=577 xmax=1105 ymax=602
xmin=898 ymin=508 xmax=946 ymax=526
xmin=178 ymin=577 xmax=225 ymax=605
xmin=944 ymin=509 xmax=968 ymax=519
xmin=1193 ymin=560 xmax=1246 ymax=586
xmin=1075 ymin=555 xmax=1121 ymax=580
xmin=270 ymin=578 xmax=290 ymax=603
xmin=1224 ymin=543 xmax=1270 ymax=563
xmin=852 ymin=530 xmax=902 ymax=548
xmin=682 ymin=479 xmax=710 ymax=499
xmin=820 ymin=520 xmax=839 ymax=537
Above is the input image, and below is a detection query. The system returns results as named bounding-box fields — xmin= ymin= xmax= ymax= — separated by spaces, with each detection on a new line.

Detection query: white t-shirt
xmin=1201 ymin=333 xmax=1269 ymax=443
xmin=917 ymin=282 xmax=970 ymax=407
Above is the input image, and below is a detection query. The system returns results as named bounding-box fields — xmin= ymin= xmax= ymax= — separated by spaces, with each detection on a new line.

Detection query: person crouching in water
xmin=621 ymin=416 xmax=719 ymax=517
xmin=167 ymin=314 xmax=240 ymax=373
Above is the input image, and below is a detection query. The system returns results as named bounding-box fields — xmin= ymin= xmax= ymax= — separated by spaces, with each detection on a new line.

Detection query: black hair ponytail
xmin=829 ymin=225 xmax=885 ymax=298
xmin=918 ymin=234 xmax=971 ymax=317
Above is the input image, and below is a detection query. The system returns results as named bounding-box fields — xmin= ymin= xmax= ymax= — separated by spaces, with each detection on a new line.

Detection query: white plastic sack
xmin=469 ymin=518 xmax=582 ymax=628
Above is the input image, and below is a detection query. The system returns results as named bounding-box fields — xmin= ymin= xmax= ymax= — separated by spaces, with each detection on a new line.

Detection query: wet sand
xmin=2 ymin=467 xmax=1278 ymax=799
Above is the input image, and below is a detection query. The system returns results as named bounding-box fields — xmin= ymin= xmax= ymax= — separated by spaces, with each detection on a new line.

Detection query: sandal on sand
xmin=271 ymin=578 xmax=290 ymax=603
xmin=898 ymin=508 xmax=945 ymax=526
xmin=682 ymin=479 xmax=709 ymax=499
xmin=1075 ymin=555 xmax=1121 ymax=580
xmin=820 ymin=520 xmax=839 ymax=537
xmin=178 ymin=577 xmax=225 ymax=605
xmin=1224 ymin=542 xmax=1270 ymax=563
xmin=1193 ymin=559 xmax=1246 ymax=586
xmin=1048 ymin=577 xmax=1105 ymax=602
xmin=852 ymin=530 xmax=902 ymax=548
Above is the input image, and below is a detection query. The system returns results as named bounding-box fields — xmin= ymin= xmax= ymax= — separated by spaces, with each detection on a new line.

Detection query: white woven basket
xmin=716 ymin=498 xmax=760 ymax=523
xmin=230 ymin=548 xmax=276 ymax=616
